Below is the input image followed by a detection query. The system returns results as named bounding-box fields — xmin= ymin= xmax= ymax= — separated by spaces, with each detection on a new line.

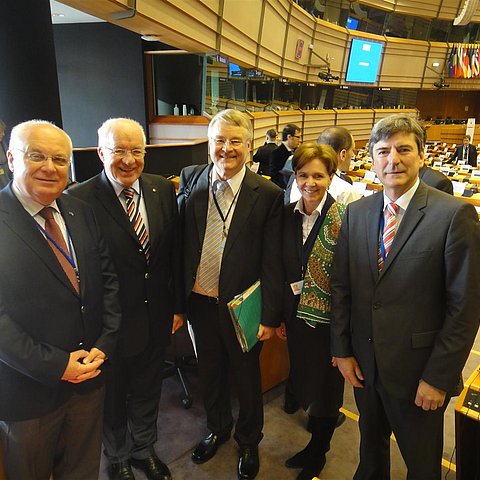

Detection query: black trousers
xmin=188 ymin=293 xmax=264 ymax=447
xmin=103 ymin=340 xmax=165 ymax=463
xmin=353 ymin=380 xmax=448 ymax=480
xmin=0 ymin=386 xmax=104 ymax=480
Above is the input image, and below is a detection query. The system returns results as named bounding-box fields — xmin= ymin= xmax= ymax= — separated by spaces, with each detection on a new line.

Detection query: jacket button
xmin=80 ymin=305 xmax=85 ymax=313
xmin=373 ymin=303 xmax=381 ymax=310
xmin=368 ymin=337 xmax=373 ymax=342
xmin=145 ymin=273 xmax=149 ymax=279
xmin=144 ymin=299 xmax=148 ymax=304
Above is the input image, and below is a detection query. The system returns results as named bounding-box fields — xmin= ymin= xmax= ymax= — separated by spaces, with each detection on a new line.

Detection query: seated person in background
xmin=285 ymin=126 xmax=363 ymax=205
xmin=253 ymin=128 xmax=277 ymax=175
xmin=419 ymin=159 xmax=453 ymax=194
xmin=278 ymin=142 xmax=346 ymax=480
xmin=450 ymin=135 xmax=477 ymax=167
xmin=270 ymin=124 xmax=301 ymax=188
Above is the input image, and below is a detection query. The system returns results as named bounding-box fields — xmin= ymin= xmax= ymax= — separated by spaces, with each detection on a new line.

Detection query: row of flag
xmin=448 ymin=44 xmax=480 ymax=78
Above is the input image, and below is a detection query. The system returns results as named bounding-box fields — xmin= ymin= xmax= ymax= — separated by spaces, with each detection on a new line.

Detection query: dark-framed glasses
xmin=103 ymin=146 xmax=146 ymax=159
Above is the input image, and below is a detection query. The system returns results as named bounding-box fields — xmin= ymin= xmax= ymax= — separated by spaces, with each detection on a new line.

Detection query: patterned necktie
xmin=378 ymin=202 xmax=399 ymax=271
xmin=197 ymin=180 xmax=230 ymax=294
xmin=123 ymin=187 xmax=151 ymax=261
xmin=39 ymin=207 xmax=79 ymax=294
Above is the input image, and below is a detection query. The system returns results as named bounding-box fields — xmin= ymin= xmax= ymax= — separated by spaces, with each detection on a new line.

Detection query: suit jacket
xmin=178 ymin=165 xmax=284 ymax=328
xmin=269 ymin=143 xmax=291 ymax=188
xmin=68 ymin=172 xmax=183 ymax=357
xmin=253 ymin=142 xmax=277 ymax=176
xmin=451 ymin=144 xmax=477 ymax=166
xmin=0 ymin=185 xmax=120 ymax=420
xmin=0 ymin=143 xmax=10 ymax=190
xmin=419 ymin=165 xmax=453 ymax=194
xmin=331 ymin=182 xmax=480 ymax=399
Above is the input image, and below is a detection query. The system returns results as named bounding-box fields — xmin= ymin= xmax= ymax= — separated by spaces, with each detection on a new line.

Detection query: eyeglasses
xmin=16 ymin=149 xmax=70 ymax=167
xmin=210 ymin=138 xmax=245 ymax=148
xmin=103 ymin=146 xmax=146 ymax=159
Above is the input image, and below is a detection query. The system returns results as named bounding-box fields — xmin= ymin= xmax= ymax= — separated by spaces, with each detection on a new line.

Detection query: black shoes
xmin=109 ymin=461 xmax=135 ymax=480
xmin=283 ymin=388 xmax=300 ymax=414
xmin=238 ymin=446 xmax=259 ymax=480
xmin=191 ymin=432 xmax=230 ymax=464
xmin=285 ymin=448 xmax=326 ymax=480
xmin=130 ymin=454 xmax=172 ymax=480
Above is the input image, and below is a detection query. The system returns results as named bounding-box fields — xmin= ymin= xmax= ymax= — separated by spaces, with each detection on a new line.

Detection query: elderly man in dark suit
xmin=178 ymin=109 xmax=283 ymax=480
xmin=331 ymin=114 xmax=480 ymax=480
xmin=418 ymin=162 xmax=453 ymax=194
xmin=0 ymin=119 xmax=11 ymax=189
xmin=0 ymin=120 xmax=120 ymax=479
xmin=69 ymin=118 xmax=184 ymax=480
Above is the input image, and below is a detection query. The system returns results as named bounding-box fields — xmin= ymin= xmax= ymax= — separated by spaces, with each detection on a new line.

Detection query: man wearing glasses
xmin=0 ymin=120 xmax=120 ymax=479
xmin=69 ymin=118 xmax=184 ymax=480
xmin=269 ymin=123 xmax=301 ymax=188
xmin=178 ymin=109 xmax=284 ymax=479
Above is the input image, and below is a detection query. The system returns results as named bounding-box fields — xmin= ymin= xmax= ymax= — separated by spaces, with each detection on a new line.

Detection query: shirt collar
xmin=383 ymin=177 xmax=420 ymax=212
xmin=211 ymin=164 xmax=246 ymax=196
xmin=294 ymin=192 xmax=328 ymax=217
xmin=105 ymin=171 xmax=141 ymax=198
xmin=11 ymin=182 xmax=61 ymax=217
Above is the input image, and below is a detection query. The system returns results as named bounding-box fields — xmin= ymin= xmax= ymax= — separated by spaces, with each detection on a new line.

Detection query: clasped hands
xmin=332 ymin=356 xmax=446 ymax=411
xmin=61 ymin=347 xmax=106 ymax=384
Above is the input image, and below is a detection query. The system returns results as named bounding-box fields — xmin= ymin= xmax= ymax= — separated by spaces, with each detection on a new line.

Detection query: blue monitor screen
xmin=345 ymin=39 xmax=383 ymax=84
xmin=346 ymin=17 xmax=359 ymax=30
xmin=229 ymin=62 xmax=244 ymax=78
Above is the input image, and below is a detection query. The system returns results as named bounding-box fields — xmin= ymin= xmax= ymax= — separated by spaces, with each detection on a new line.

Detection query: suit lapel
xmin=222 ymin=169 xmax=259 ymax=259
xmin=379 ymin=183 xmax=427 ymax=277
xmin=141 ymin=175 xmax=162 ymax=247
xmin=95 ymin=171 xmax=138 ymax=245
xmin=366 ymin=193 xmax=383 ymax=280
xmin=0 ymin=187 xmax=78 ymax=296
xmin=193 ymin=166 xmax=211 ymax=243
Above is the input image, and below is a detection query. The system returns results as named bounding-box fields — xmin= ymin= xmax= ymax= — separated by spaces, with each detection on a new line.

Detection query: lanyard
xmin=211 ymin=179 xmax=241 ymax=237
xmin=36 ymin=220 xmax=77 ymax=271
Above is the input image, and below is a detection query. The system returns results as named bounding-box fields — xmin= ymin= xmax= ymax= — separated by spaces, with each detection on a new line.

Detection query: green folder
xmin=227 ymin=280 xmax=262 ymax=353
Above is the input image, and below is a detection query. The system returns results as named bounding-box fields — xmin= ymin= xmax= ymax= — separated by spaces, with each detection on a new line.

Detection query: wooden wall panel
xmin=416 ymin=90 xmax=480 ymax=121
xmin=394 ymin=0 xmax=441 ymax=18
xmin=361 ymin=0 xmax=397 ymax=10
xmin=381 ymin=39 xmax=429 ymax=88
xmin=437 ymin=0 xmax=461 ymax=20
xmin=335 ymin=109 xmax=376 ymax=140
xmin=302 ymin=110 xmax=337 ymax=141
xmin=421 ymin=42 xmax=449 ymax=88
xmin=281 ymin=4 xmax=315 ymax=81
xmin=248 ymin=111 xmax=280 ymax=150
xmin=276 ymin=110 xmax=305 ymax=135
xmin=261 ymin=0 xmax=289 ymax=57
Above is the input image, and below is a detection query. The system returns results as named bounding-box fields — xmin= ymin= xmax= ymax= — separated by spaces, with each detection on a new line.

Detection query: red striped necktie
xmin=123 ymin=187 xmax=151 ymax=261
xmin=378 ymin=202 xmax=399 ymax=271
xmin=39 ymin=207 xmax=80 ymax=294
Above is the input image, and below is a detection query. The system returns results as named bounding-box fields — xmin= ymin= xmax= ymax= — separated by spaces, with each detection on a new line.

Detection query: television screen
xmin=229 ymin=62 xmax=244 ymax=78
xmin=346 ymin=17 xmax=359 ymax=30
xmin=346 ymin=39 xmax=383 ymax=84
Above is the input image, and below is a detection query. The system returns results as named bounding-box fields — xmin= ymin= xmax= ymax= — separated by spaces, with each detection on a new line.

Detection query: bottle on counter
xmin=173 ymin=104 xmax=179 ymax=115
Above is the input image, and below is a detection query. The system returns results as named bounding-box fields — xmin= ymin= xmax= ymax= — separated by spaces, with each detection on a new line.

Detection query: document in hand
xmin=227 ymin=280 xmax=262 ymax=353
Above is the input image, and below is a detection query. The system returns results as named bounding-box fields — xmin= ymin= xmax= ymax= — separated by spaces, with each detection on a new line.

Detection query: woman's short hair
xmin=292 ymin=142 xmax=338 ymax=176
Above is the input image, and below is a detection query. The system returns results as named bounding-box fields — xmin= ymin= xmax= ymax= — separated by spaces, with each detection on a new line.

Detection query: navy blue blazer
xmin=0 ymin=185 xmax=120 ymax=420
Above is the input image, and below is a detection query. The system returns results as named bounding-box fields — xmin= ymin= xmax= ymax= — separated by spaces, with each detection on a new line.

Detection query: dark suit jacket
xmin=0 ymin=143 xmax=10 ymax=189
xmin=451 ymin=144 xmax=477 ymax=167
xmin=178 ymin=165 xmax=284 ymax=328
xmin=0 ymin=185 xmax=120 ymax=420
xmin=68 ymin=172 xmax=183 ymax=357
xmin=253 ymin=142 xmax=277 ymax=176
xmin=419 ymin=165 xmax=453 ymax=194
xmin=331 ymin=182 xmax=480 ymax=400
xmin=269 ymin=143 xmax=291 ymax=188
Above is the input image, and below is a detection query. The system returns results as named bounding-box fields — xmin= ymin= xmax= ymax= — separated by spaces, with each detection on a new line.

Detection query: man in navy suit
xmin=331 ymin=114 xmax=480 ymax=479
xmin=0 ymin=120 xmax=120 ymax=479
xmin=269 ymin=123 xmax=301 ymax=188
xmin=69 ymin=118 xmax=184 ymax=480
xmin=178 ymin=109 xmax=283 ymax=480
